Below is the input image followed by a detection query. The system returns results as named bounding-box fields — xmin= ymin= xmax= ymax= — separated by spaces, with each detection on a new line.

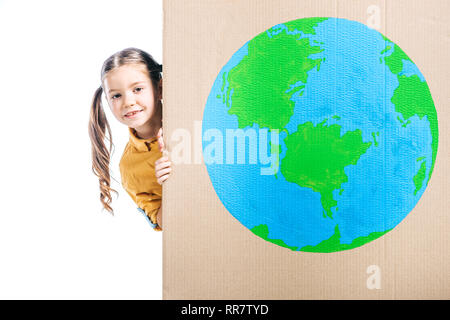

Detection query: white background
xmin=0 ymin=0 xmax=163 ymax=299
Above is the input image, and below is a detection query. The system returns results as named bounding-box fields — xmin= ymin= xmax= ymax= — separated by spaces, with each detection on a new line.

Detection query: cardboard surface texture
xmin=163 ymin=0 xmax=450 ymax=299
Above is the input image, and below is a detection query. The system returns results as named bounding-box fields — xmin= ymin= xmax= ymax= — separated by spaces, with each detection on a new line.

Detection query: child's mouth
xmin=125 ymin=110 xmax=142 ymax=118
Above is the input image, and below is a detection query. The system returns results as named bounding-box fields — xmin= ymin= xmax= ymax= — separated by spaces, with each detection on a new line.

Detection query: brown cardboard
xmin=163 ymin=0 xmax=450 ymax=299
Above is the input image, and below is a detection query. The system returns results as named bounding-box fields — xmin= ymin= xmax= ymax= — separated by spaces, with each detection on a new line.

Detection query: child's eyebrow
xmin=108 ymin=81 xmax=147 ymax=93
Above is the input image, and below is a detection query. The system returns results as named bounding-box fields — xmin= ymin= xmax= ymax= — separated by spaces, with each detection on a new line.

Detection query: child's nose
xmin=124 ymin=91 xmax=136 ymax=106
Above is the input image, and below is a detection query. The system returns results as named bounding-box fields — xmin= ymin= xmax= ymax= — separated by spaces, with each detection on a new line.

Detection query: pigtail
xmin=88 ymin=86 xmax=117 ymax=213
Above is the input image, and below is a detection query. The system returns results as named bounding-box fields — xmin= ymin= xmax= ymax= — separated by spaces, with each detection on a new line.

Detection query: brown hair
xmin=88 ymin=47 xmax=162 ymax=213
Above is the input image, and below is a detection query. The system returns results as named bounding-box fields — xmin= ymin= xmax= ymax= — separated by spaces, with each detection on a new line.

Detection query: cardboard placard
xmin=163 ymin=0 xmax=450 ymax=299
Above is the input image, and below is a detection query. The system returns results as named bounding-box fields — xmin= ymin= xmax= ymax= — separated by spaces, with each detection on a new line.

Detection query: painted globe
xmin=202 ymin=17 xmax=438 ymax=252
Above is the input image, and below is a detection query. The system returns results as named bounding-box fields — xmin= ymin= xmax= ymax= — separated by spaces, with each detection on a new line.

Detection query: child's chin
xmin=127 ymin=117 xmax=148 ymax=128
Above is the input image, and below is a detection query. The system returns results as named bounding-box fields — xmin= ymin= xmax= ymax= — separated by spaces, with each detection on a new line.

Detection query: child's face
xmin=103 ymin=63 xmax=161 ymax=130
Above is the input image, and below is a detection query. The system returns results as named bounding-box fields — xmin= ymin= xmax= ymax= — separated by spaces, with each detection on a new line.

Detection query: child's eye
xmin=134 ymin=87 xmax=143 ymax=93
xmin=111 ymin=94 xmax=121 ymax=100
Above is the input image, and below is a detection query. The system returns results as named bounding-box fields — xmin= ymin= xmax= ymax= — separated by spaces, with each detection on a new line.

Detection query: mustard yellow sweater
xmin=119 ymin=128 xmax=162 ymax=231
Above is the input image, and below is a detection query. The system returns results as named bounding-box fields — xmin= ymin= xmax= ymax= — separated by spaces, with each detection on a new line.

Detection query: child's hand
xmin=157 ymin=128 xmax=169 ymax=156
xmin=155 ymin=128 xmax=171 ymax=184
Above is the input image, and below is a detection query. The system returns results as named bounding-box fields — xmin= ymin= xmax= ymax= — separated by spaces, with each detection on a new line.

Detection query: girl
xmin=89 ymin=47 xmax=171 ymax=231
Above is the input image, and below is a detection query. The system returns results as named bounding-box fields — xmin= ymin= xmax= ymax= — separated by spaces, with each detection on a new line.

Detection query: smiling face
xmin=103 ymin=63 xmax=161 ymax=136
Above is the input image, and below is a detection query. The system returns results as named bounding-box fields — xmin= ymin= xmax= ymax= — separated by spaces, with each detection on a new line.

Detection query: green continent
xmin=281 ymin=120 xmax=372 ymax=218
xmin=391 ymin=75 xmax=438 ymax=183
xmin=284 ymin=17 xmax=329 ymax=35
xmin=300 ymin=225 xmax=391 ymax=252
xmin=225 ymin=18 xmax=327 ymax=130
xmin=383 ymin=44 xmax=411 ymax=75
xmin=251 ymin=224 xmax=298 ymax=251
xmin=413 ymin=159 xmax=427 ymax=196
